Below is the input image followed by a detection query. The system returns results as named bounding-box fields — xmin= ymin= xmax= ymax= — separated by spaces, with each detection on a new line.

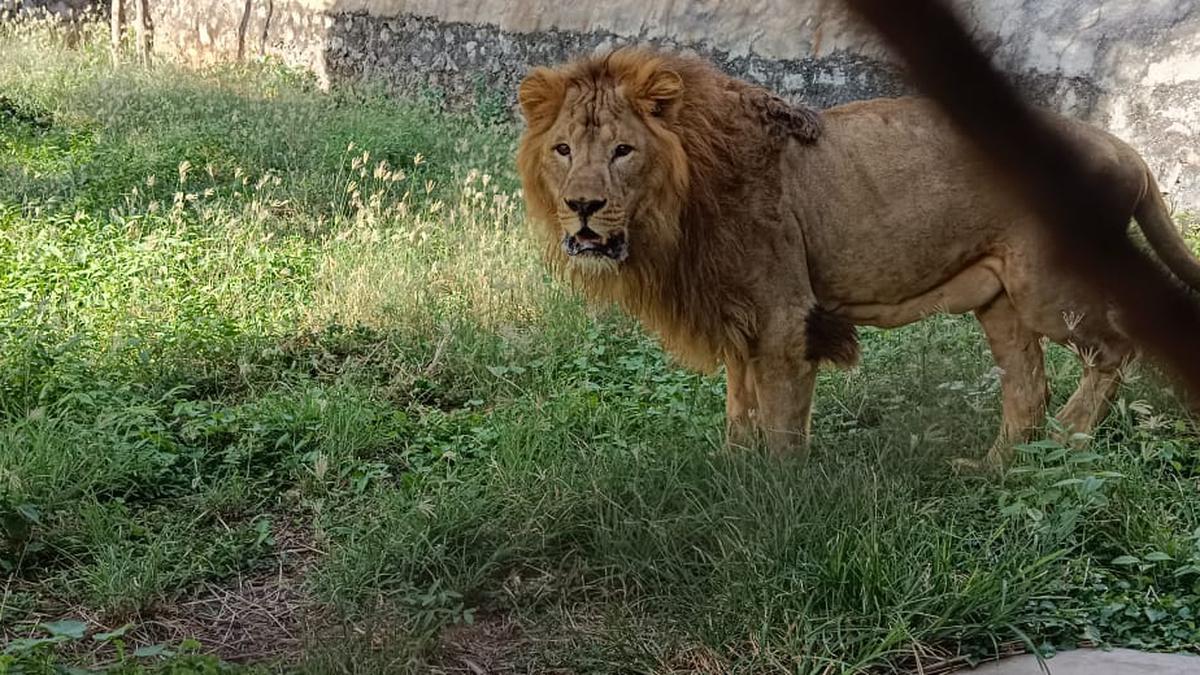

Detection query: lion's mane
xmin=516 ymin=49 xmax=824 ymax=371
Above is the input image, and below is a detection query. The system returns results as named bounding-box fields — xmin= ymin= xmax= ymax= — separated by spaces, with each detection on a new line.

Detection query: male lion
xmin=514 ymin=48 xmax=1200 ymax=467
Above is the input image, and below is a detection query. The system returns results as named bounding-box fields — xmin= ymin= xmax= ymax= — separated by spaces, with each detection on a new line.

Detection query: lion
xmin=514 ymin=48 xmax=1200 ymax=467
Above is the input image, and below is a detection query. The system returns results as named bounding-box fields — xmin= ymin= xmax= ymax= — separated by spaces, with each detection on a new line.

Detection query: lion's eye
xmin=613 ymin=144 xmax=635 ymax=159
xmin=554 ymin=143 xmax=571 ymax=157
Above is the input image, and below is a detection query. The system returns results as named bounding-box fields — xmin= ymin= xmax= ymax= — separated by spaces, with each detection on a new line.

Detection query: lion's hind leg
xmin=1002 ymin=267 xmax=1133 ymax=453
xmin=1052 ymin=347 xmax=1129 ymax=446
xmin=962 ymin=294 xmax=1049 ymax=470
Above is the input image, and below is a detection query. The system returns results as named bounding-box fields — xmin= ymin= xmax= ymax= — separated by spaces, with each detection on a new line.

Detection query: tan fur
xmin=516 ymin=48 xmax=1200 ymax=464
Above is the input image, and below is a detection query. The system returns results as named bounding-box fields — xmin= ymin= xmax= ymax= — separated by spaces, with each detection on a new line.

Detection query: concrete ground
xmin=969 ymin=648 xmax=1200 ymax=674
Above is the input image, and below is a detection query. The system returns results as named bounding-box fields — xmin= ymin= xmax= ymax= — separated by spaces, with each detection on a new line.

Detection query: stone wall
xmin=2 ymin=0 xmax=97 ymax=18
xmin=145 ymin=0 xmax=1200 ymax=208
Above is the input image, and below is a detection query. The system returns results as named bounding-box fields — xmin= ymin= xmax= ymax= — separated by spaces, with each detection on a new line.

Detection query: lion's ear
xmin=518 ymin=67 xmax=565 ymax=129
xmin=638 ymin=69 xmax=684 ymax=118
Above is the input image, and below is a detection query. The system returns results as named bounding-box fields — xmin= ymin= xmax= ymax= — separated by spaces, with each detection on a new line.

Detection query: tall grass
xmin=1 ymin=17 xmax=1199 ymax=674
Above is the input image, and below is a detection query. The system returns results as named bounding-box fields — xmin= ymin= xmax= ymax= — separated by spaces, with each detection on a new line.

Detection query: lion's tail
xmin=1134 ymin=170 xmax=1200 ymax=292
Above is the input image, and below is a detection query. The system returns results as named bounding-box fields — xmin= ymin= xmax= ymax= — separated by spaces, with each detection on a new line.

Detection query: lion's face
xmin=516 ymin=56 xmax=689 ymax=274
xmin=535 ymin=97 xmax=658 ymax=268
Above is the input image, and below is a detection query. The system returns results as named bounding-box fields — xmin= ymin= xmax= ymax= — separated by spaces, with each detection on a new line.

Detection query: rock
xmin=969 ymin=647 xmax=1200 ymax=675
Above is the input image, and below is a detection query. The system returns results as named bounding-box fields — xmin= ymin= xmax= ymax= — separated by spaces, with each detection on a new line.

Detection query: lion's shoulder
xmin=721 ymin=81 xmax=822 ymax=144
xmin=739 ymin=85 xmax=825 ymax=144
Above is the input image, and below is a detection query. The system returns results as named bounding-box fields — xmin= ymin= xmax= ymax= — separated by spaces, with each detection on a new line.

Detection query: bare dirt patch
xmin=1 ymin=517 xmax=329 ymax=668
xmin=137 ymin=520 xmax=327 ymax=665
xmin=431 ymin=613 xmax=534 ymax=675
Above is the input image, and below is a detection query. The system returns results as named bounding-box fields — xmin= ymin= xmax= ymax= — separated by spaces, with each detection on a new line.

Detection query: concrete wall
xmin=145 ymin=0 xmax=1200 ymax=208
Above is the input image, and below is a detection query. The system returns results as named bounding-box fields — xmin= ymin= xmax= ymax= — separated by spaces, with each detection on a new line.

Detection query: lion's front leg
xmin=749 ymin=353 xmax=818 ymax=459
xmin=724 ymin=356 xmax=759 ymax=450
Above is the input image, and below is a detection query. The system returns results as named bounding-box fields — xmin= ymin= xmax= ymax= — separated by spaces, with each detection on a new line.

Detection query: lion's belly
xmin=825 ymin=256 xmax=1006 ymax=328
xmin=796 ymin=182 xmax=1017 ymax=322
xmin=805 ymin=212 xmax=1011 ymax=312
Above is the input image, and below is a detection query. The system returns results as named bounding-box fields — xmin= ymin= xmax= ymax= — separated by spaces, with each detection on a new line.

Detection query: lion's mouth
xmin=562 ymin=230 xmax=628 ymax=262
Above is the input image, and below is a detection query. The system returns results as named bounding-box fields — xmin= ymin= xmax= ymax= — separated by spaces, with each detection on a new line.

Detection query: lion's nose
xmin=564 ymin=198 xmax=607 ymax=218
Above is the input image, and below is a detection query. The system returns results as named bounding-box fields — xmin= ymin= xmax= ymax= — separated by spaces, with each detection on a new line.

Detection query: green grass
xmin=2 ymin=17 xmax=1200 ymax=675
